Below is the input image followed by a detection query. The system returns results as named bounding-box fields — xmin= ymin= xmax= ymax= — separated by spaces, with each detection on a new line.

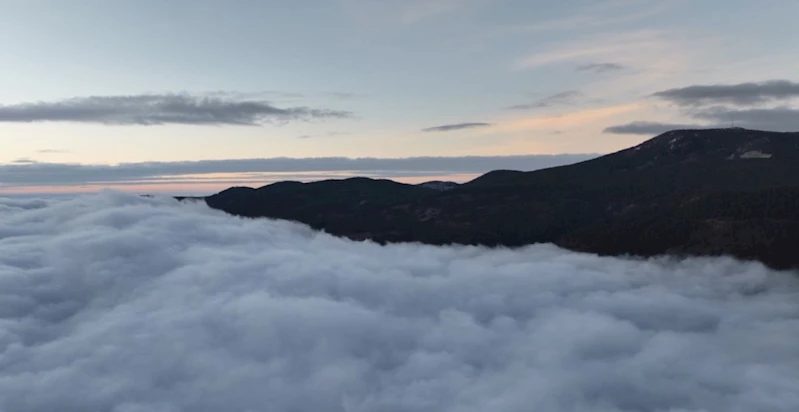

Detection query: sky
xmin=1 ymin=192 xmax=798 ymax=411
xmin=2 ymin=0 xmax=799 ymax=194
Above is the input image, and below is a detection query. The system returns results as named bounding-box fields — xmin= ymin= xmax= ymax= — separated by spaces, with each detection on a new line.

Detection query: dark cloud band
xmin=690 ymin=106 xmax=799 ymax=131
xmin=652 ymin=80 xmax=799 ymax=106
xmin=603 ymin=121 xmax=713 ymax=135
xmin=0 ymin=94 xmax=352 ymax=126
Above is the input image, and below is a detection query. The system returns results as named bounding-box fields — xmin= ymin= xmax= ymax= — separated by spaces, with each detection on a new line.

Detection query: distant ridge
xmin=198 ymin=128 xmax=799 ymax=270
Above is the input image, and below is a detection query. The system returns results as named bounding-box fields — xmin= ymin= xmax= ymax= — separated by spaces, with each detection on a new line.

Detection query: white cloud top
xmin=0 ymin=192 xmax=798 ymax=411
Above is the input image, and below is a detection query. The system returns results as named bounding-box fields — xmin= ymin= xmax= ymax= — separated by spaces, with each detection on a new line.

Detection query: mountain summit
xmin=623 ymin=127 xmax=797 ymax=164
xmin=203 ymin=128 xmax=799 ymax=270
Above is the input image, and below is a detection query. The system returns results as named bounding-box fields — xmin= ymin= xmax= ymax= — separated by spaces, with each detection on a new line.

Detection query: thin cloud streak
xmin=491 ymin=1 xmax=680 ymax=36
xmin=421 ymin=122 xmax=493 ymax=132
xmin=0 ymin=154 xmax=599 ymax=187
xmin=506 ymin=91 xmax=583 ymax=110
xmin=577 ymin=62 xmax=625 ymax=73
xmin=0 ymin=94 xmax=352 ymax=126
xmin=36 ymin=149 xmax=70 ymax=154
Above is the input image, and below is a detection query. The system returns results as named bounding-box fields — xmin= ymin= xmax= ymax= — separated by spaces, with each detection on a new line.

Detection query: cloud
xmin=514 ymin=30 xmax=673 ymax=70
xmin=576 ymin=62 xmax=625 ymax=74
xmin=0 ymin=154 xmax=598 ymax=188
xmin=652 ymin=80 xmax=799 ymax=106
xmin=690 ymin=106 xmax=799 ymax=131
xmin=0 ymin=93 xmax=352 ymax=126
xmin=421 ymin=122 xmax=492 ymax=132
xmin=492 ymin=2 xmax=680 ymax=36
xmin=297 ymin=132 xmax=351 ymax=139
xmin=506 ymin=91 xmax=583 ymax=110
xmin=321 ymin=92 xmax=367 ymax=100
xmin=205 ymin=90 xmax=306 ymax=100
xmin=606 ymin=105 xmax=799 ymax=135
xmin=603 ymin=121 xmax=712 ymax=135
xmin=0 ymin=191 xmax=797 ymax=411
xmin=36 ymin=149 xmax=69 ymax=154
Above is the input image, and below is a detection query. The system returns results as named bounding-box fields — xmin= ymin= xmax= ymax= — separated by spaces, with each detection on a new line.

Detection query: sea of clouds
xmin=0 ymin=191 xmax=798 ymax=412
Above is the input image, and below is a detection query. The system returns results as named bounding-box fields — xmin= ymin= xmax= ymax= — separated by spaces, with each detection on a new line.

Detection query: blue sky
xmin=2 ymin=0 xmax=799 ymax=193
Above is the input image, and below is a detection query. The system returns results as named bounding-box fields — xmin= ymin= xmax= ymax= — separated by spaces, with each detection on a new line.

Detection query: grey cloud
xmin=0 ymin=93 xmax=352 ymax=126
xmin=0 ymin=154 xmax=598 ymax=188
xmin=652 ymin=80 xmax=799 ymax=106
xmin=0 ymin=192 xmax=798 ymax=411
xmin=36 ymin=149 xmax=69 ymax=154
xmin=576 ymin=62 xmax=625 ymax=73
xmin=507 ymin=90 xmax=583 ymax=110
xmin=421 ymin=122 xmax=492 ymax=132
xmin=606 ymin=106 xmax=799 ymax=135
xmin=603 ymin=121 xmax=713 ymax=135
xmin=690 ymin=106 xmax=799 ymax=131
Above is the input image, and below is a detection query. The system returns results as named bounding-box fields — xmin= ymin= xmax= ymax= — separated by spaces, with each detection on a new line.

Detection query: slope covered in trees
xmin=202 ymin=128 xmax=799 ymax=270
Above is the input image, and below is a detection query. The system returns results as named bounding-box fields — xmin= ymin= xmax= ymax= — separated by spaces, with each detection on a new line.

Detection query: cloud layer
xmin=690 ymin=106 xmax=799 ymax=131
xmin=0 ymin=154 xmax=598 ymax=188
xmin=603 ymin=121 xmax=716 ymax=135
xmin=0 ymin=94 xmax=352 ymax=126
xmin=0 ymin=192 xmax=798 ymax=411
xmin=653 ymin=80 xmax=799 ymax=106
xmin=605 ymin=79 xmax=799 ymax=134
xmin=421 ymin=122 xmax=492 ymax=132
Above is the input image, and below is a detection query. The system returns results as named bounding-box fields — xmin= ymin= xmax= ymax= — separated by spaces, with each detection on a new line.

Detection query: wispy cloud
xmin=577 ymin=62 xmax=625 ymax=74
xmin=421 ymin=122 xmax=492 ymax=132
xmin=320 ymin=92 xmax=367 ymax=100
xmin=204 ymin=90 xmax=306 ymax=100
xmin=0 ymin=94 xmax=352 ymax=126
xmin=36 ymin=149 xmax=70 ymax=154
xmin=652 ymin=80 xmax=799 ymax=106
xmin=512 ymin=27 xmax=721 ymax=88
xmin=296 ymin=132 xmax=351 ymax=139
xmin=0 ymin=154 xmax=598 ymax=189
xmin=506 ymin=90 xmax=584 ymax=110
xmin=493 ymin=1 xmax=681 ymax=36
xmin=493 ymin=103 xmax=641 ymax=134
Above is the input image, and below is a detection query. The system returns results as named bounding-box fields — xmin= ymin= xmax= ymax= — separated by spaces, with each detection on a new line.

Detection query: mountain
xmin=417 ymin=181 xmax=460 ymax=191
xmin=202 ymin=128 xmax=799 ymax=270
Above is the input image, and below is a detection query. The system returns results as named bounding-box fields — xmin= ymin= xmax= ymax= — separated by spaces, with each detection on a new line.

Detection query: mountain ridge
xmin=198 ymin=128 xmax=799 ymax=270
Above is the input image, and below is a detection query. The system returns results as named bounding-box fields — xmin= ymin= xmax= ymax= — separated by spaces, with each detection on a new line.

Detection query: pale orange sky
xmin=1 ymin=1 xmax=799 ymax=193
